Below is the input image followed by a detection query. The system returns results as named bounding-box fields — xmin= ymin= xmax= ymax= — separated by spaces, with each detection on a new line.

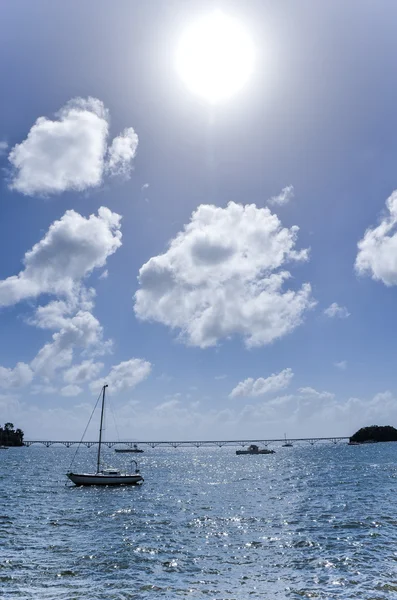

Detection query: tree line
xmin=350 ymin=425 xmax=397 ymax=443
xmin=0 ymin=423 xmax=24 ymax=446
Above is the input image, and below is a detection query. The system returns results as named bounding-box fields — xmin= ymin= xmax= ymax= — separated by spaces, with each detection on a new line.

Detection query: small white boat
xmin=67 ymin=385 xmax=144 ymax=486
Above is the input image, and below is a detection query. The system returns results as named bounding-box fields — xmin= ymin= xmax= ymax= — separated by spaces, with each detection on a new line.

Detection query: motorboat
xmin=67 ymin=385 xmax=144 ymax=486
xmin=115 ymin=444 xmax=144 ymax=453
xmin=236 ymin=444 xmax=275 ymax=455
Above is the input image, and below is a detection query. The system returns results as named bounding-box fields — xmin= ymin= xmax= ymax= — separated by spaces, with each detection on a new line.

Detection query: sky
xmin=1 ymin=0 xmax=397 ymax=441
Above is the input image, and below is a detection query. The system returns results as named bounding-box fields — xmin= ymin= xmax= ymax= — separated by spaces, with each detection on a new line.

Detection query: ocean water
xmin=1 ymin=443 xmax=397 ymax=599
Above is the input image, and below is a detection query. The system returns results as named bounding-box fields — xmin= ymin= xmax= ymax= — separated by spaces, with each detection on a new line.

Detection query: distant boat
xmin=236 ymin=444 xmax=275 ymax=455
xmin=66 ymin=385 xmax=144 ymax=486
xmin=0 ymin=445 xmax=8 ymax=450
xmin=115 ymin=444 xmax=144 ymax=453
xmin=282 ymin=434 xmax=293 ymax=447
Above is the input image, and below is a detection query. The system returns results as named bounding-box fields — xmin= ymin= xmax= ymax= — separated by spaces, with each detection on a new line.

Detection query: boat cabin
xmin=248 ymin=444 xmax=259 ymax=453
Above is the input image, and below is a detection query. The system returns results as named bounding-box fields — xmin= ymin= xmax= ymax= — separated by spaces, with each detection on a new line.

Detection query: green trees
xmin=350 ymin=425 xmax=397 ymax=443
xmin=0 ymin=423 xmax=24 ymax=446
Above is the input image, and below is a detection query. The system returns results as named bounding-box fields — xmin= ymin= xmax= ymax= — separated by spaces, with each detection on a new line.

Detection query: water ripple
xmin=1 ymin=444 xmax=397 ymax=598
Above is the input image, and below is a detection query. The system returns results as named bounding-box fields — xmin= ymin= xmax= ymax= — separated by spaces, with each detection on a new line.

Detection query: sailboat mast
xmin=96 ymin=384 xmax=108 ymax=473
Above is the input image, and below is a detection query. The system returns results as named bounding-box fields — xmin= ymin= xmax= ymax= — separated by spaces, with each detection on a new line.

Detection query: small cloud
xmin=105 ymin=127 xmax=138 ymax=178
xmin=141 ymin=183 xmax=149 ymax=191
xmin=215 ymin=374 xmax=227 ymax=380
xmin=230 ymin=368 xmax=293 ymax=398
xmin=268 ymin=185 xmax=294 ymax=206
xmin=298 ymin=386 xmax=335 ymax=400
xmin=324 ymin=302 xmax=350 ymax=319
xmin=334 ymin=360 xmax=347 ymax=370
xmin=99 ymin=269 xmax=108 ymax=280
xmin=0 ymin=141 xmax=8 ymax=156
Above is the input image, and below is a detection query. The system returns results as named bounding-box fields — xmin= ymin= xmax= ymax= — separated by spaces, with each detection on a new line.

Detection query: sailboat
xmin=282 ymin=433 xmax=293 ymax=447
xmin=67 ymin=385 xmax=144 ymax=486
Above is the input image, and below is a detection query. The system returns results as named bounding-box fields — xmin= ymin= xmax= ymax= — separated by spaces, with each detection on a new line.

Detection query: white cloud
xmin=105 ymin=127 xmax=138 ymax=177
xmin=8 ymin=97 xmax=138 ymax=196
xmin=63 ymin=360 xmax=103 ymax=384
xmin=99 ymin=269 xmax=108 ymax=280
xmin=0 ymin=207 xmax=122 ymax=307
xmin=356 ymin=190 xmax=397 ymax=286
xmin=31 ymin=310 xmax=108 ymax=378
xmin=141 ymin=183 xmax=149 ymax=191
xmin=0 ymin=362 xmax=33 ymax=389
xmin=7 ymin=384 xmax=397 ymax=441
xmin=298 ymin=387 xmax=335 ymax=400
xmin=135 ymin=202 xmax=314 ymax=348
xmin=230 ymin=368 xmax=294 ymax=398
xmin=0 ymin=141 xmax=8 ymax=155
xmin=215 ymin=374 xmax=227 ymax=380
xmin=61 ymin=384 xmax=82 ymax=397
xmin=268 ymin=185 xmax=294 ymax=206
xmin=90 ymin=358 xmax=152 ymax=394
xmin=334 ymin=361 xmax=347 ymax=370
xmin=324 ymin=302 xmax=350 ymax=319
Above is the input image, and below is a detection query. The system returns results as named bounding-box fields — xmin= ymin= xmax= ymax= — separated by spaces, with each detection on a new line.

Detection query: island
xmin=0 ymin=423 xmax=24 ymax=447
xmin=349 ymin=425 xmax=397 ymax=444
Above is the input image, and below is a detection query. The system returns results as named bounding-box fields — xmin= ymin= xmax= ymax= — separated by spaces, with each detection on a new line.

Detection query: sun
xmin=176 ymin=11 xmax=255 ymax=104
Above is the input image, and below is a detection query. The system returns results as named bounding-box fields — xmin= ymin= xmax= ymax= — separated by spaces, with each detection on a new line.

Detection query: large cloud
xmin=0 ymin=207 xmax=122 ymax=307
xmin=135 ymin=202 xmax=314 ymax=348
xmin=230 ymin=368 xmax=294 ymax=398
xmin=90 ymin=358 xmax=152 ymax=395
xmin=8 ymin=97 xmax=138 ymax=196
xmin=356 ymin=190 xmax=397 ymax=285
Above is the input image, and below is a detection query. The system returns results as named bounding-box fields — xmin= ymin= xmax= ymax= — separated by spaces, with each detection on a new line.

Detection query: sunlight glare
xmin=176 ymin=11 xmax=255 ymax=103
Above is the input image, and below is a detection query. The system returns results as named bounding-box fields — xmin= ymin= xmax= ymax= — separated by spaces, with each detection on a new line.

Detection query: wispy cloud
xmin=334 ymin=361 xmax=347 ymax=370
xmin=324 ymin=302 xmax=350 ymax=319
xmin=268 ymin=185 xmax=294 ymax=206
xmin=0 ymin=140 xmax=8 ymax=156
xmin=230 ymin=368 xmax=294 ymax=398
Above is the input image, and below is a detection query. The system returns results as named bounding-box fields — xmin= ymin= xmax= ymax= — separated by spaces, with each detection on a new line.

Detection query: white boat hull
xmin=67 ymin=472 xmax=143 ymax=486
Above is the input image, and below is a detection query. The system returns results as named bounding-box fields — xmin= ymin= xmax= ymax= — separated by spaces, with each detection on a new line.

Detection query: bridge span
xmin=23 ymin=437 xmax=350 ymax=449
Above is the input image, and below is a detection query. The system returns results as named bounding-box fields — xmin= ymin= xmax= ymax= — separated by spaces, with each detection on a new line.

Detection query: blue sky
xmin=1 ymin=0 xmax=397 ymax=440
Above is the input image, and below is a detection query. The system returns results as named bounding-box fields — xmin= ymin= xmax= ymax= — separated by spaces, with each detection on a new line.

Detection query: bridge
xmin=23 ymin=437 xmax=350 ymax=448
